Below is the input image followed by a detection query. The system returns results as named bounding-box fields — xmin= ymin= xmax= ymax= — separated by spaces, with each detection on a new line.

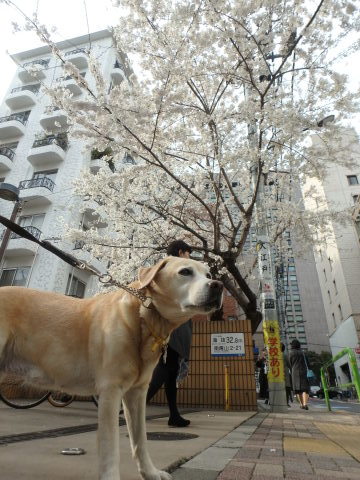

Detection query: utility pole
xmin=252 ymin=168 xmax=288 ymax=412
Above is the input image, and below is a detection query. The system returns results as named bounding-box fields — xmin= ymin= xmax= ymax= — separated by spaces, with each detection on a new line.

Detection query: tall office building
xmin=304 ymin=127 xmax=360 ymax=383
xmin=208 ymin=178 xmax=330 ymax=354
xmin=0 ymin=30 xmax=128 ymax=296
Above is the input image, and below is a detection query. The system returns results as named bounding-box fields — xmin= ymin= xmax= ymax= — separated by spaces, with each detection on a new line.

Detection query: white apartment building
xmin=304 ymin=127 xmax=360 ymax=384
xmin=0 ymin=30 xmax=127 ymax=297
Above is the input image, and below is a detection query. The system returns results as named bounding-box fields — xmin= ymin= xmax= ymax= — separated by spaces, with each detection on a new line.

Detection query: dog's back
xmin=0 ymin=286 xmax=96 ymax=392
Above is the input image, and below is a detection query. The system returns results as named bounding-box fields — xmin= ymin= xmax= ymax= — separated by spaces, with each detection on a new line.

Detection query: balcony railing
xmin=0 ymin=113 xmax=29 ymax=126
xmin=19 ymin=176 xmax=55 ymax=192
xmin=56 ymin=72 xmax=86 ymax=82
xmin=23 ymin=59 xmax=49 ymax=68
xmin=10 ymin=225 xmax=42 ymax=240
xmin=11 ymin=84 xmax=40 ymax=94
xmin=32 ymin=136 xmax=68 ymax=151
xmin=65 ymin=48 xmax=87 ymax=56
xmin=114 ymin=60 xmax=124 ymax=69
xmin=74 ymin=240 xmax=86 ymax=250
xmin=0 ymin=146 xmax=15 ymax=161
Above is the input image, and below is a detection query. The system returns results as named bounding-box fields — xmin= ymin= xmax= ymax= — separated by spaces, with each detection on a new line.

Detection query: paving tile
xmin=251 ymin=476 xmax=284 ymax=480
xmin=217 ymin=466 xmax=253 ymax=480
xmin=336 ymin=458 xmax=360 ymax=467
xmin=259 ymin=447 xmax=283 ymax=457
xmin=284 ymin=460 xmax=313 ymax=474
xmin=253 ymin=463 xmax=284 ymax=476
xmin=308 ymin=458 xmax=341 ymax=471
xmin=315 ymin=469 xmax=353 ymax=478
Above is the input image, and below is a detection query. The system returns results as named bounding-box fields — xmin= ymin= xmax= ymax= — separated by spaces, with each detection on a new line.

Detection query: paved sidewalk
xmin=1 ymin=399 xmax=360 ymax=479
xmin=172 ymin=404 xmax=360 ymax=480
xmin=0 ymin=401 xmax=254 ymax=479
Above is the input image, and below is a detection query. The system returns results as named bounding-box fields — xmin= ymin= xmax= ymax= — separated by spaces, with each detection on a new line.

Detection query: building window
xmin=338 ymin=304 xmax=343 ymax=321
xmin=295 ymin=315 xmax=303 ymax=322
xmin=18 ymin=213 xmax=45 ymax=230
xmin=294 ymin=305 xmax=302 ymax=312
xmin=66 ymin=274 xmax=86 ymax=298
xmin=0 ymin=267 xmax=30 ymax=287
xmin=333 ymin=279 xmax=338 ymax=294
xmin=353 ymin=194 xmax=359 ymax=204
xmin=297 ymin=326 xmax=305 ymax=333
xmin=347 ymin=175 xmax=359 ymax=185
xmin=33 ymin=169 xmax=57 ymax=182
xmin=292 ymin=294 xmax=300 ymax=301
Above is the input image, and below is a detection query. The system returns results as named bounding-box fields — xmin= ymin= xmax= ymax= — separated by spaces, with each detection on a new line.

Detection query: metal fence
xmin=150 ymin=319 xmax=257 ymax=411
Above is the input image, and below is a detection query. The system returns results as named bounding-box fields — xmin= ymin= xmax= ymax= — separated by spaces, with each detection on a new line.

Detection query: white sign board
xmin=211 ymin=333 xmax=245 ymax=357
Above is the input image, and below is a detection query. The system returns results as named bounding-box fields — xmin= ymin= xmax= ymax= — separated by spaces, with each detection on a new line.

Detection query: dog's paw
xmin=140 ymin=469 xmax=172 ymax=480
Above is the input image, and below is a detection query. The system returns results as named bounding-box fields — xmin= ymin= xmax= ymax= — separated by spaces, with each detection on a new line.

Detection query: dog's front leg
xmin=97 ymin=387 xmax=122 ymax=480
xmin=123 ymin=387 xmax=171 ymax=480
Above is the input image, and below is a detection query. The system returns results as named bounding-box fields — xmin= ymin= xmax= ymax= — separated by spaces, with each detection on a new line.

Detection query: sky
xmin=0 ymin=0 xmax=359 ymax=133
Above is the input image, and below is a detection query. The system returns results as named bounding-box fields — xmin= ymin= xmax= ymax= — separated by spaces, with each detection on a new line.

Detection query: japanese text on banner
xmin=263 ymin=320 xmax=284 ymax=383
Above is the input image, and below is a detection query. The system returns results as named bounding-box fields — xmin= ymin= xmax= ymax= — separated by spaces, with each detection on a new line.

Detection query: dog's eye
xmin=206 ymin=273 xmax=212 ymax=279
xmin=179 ymin=268 xmax=192 ymax=276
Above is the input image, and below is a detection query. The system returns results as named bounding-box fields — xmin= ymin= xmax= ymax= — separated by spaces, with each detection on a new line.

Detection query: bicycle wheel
xmin=0 ymin=374 xmax=50 ymax=409
xmin=47 ymin=392 xmax=74 ymax=407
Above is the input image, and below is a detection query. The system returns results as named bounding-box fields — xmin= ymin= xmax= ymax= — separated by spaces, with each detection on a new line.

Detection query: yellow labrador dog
xmin=0 ymin=256 xmax=223 ymax=480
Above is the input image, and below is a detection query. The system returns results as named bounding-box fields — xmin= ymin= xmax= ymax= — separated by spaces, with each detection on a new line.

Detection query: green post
xmin=320 ymin=367 xmax=331 ymax=412
xmin=348 ymin=348 xmax=360 ymax=400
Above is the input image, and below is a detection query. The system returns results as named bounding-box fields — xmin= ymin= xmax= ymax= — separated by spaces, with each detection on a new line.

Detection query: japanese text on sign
xmin=263 ymin=321 xmax=284 ymax=383
xmin=211 ymin=333 xmax=245 ymax=357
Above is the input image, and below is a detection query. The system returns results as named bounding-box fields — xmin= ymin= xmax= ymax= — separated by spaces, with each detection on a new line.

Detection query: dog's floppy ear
xmin=138 ymin=258 xmax=168 ymax=289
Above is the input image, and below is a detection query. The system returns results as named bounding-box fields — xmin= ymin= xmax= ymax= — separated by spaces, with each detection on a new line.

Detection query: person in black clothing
xmin=289 ymin=339 xmax=310 ymax=410
xmin=281 ymin=342 xmax=293 ymax=407
xmin=146 ymin=240 xmax=193 ymax=427
xmin=256 ymin=349 xmax=269 ymax=403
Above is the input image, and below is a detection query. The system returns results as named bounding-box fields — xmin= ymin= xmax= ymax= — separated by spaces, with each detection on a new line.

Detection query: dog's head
xmin=138 ymin=257 xmax=223 ymax=319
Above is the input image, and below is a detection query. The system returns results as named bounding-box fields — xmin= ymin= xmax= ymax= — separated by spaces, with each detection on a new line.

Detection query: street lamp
xmin=0 ymin=182 xmax=22 ymax=266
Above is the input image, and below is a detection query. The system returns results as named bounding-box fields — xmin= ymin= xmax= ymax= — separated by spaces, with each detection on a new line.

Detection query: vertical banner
xmin=263 ymin=320 xmax=284 ymax=383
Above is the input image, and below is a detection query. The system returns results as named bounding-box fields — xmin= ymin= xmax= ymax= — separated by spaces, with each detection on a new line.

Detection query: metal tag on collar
xmin=142 ymin=297 xmax=153 ymax=308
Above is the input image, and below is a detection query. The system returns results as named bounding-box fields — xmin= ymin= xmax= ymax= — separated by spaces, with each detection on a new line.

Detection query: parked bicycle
xmin=0 ymin=374 xmax=98 ymax=409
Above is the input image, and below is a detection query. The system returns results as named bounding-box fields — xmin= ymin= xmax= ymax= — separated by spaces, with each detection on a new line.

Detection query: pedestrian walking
xmin=281 ymin=342 xmax=293 ymax=406
xmin=256 ymin=349 xmax=269 ymax=404
xmin=146 ymin=240 xmax=193 ymax=427
xmin=289 ymin=339 xmax=310 ymax=410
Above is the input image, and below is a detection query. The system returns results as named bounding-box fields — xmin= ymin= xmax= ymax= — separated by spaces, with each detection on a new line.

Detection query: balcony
xmin=0 ymin=113 xmax=28 ymax=140
xmin=64 ymin=48 xmax=88 ymax=70
xmin=18 ymin=59 xmax=49 ymax=83
xmin=110 ymin=60 xmax=125 ymax=85
xmin=27 ymin=136 xmax=68 ymax=167
xmin=5 ymin=84 xmax=40 ymax=110
xmin=40 ymin=107 xmax=68 ymax=130
xmin=0 ymin=146 xmax=15 ymax=172
xmin=19 ymin=176 xmax=54 ymax=206
xmin=56 ymin=72 xmax=86 ymax=96
xmin=3 ymin=225 xmax=41 ymax=257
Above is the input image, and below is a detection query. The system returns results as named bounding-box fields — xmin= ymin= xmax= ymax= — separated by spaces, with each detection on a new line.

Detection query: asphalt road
xmin=308 ymin=396 xmax=360 ymax=413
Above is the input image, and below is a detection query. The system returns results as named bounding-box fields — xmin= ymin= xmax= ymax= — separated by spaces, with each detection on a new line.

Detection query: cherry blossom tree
xmin=4 ymin=0 xmax=360 ymax=332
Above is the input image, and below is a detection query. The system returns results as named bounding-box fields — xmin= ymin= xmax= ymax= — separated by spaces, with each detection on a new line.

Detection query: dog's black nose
xmin=208 ymin=280 xmax=223 ymax=292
